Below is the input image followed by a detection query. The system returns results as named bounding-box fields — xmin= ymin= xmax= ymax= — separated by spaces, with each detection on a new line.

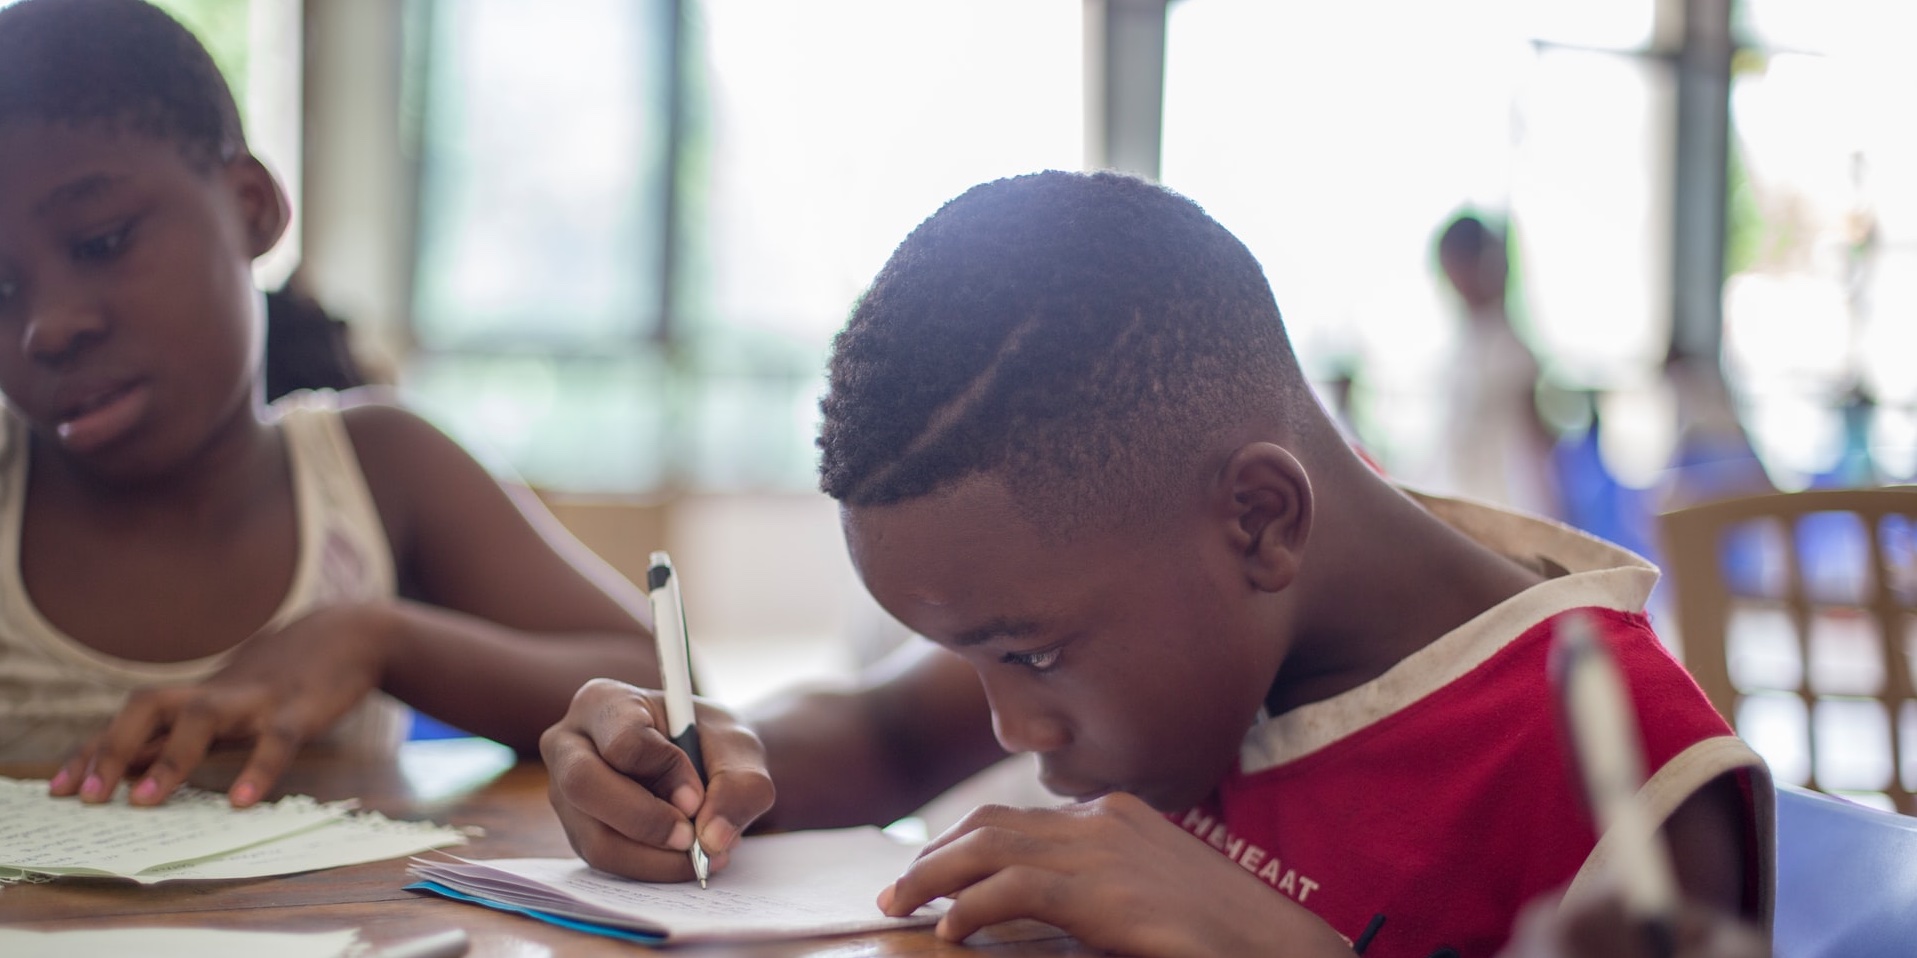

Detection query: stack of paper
xmin=0 ymin=776 xmax=465 ymax=884
xmin=410 ymin=827 xmax=946 ymax=944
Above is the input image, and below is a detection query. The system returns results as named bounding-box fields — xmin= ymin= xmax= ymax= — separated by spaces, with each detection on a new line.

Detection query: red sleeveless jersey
xmin=1169 ymin=495 xmax=1771 ymax=958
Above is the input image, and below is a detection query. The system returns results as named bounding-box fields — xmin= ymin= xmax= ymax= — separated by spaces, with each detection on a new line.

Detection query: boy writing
xmin=542 ymin=173 xmax=1770 ymax=955
xmin=0 ymin=0 xmax=656 ymax=806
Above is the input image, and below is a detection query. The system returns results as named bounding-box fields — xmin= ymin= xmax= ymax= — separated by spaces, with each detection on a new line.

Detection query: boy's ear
xmin=225 ymin=154 xmax=290 ymax=258
xmin=1214 ymin=442 xmax=1312 ymax=593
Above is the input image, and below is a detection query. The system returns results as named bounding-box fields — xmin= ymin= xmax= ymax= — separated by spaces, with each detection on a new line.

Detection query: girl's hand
xmin=48 ymin=602 xmax=392 ymax=807
xmin=878 ymin=792 xmax=1354 ymax=958
xmin=541 ymin=678 xmax=776 ymax=882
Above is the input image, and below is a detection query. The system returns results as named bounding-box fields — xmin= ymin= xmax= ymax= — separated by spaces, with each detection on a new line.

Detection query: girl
xmin=0 ymin=0 xmax=657 ymax=807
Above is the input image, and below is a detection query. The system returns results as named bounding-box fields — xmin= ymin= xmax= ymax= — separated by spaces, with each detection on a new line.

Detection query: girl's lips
xmin=56 ymin=382 xmax=151 ymax=454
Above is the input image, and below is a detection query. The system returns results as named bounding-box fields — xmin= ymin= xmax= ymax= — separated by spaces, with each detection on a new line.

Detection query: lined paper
xmin=0 ymin=776 xmax=465 ymax=883
xmin=412 ymin=827 xmax=945 ymax=943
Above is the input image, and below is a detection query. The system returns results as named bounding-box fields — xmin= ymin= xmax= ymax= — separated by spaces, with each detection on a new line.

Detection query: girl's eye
xmin=1000 ymin=647 xmax=1062 ymax=673
xmin=74 ymin=221 xmax=135 ymax=262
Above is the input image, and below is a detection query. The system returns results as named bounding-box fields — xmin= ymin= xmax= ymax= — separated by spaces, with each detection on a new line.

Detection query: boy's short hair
xmin=818 ymin=170 xmax=1310 ymax=533
xmin=0 ymin=0 xmax=245 ymax=168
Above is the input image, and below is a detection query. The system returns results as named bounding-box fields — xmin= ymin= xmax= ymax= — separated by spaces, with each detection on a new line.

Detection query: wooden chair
xmin=531 ymin=489 xmax=674 ymax=590
xmin=1658 ymin=487 xmax=1917 ymax=813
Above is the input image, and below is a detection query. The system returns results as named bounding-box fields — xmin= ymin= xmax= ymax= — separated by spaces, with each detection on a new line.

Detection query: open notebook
xmin=408 ymin=827 xmax=946 ymax=945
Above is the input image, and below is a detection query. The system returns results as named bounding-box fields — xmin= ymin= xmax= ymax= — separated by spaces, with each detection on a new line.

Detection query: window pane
xmin=682 ymin=0 xmax=1082 ymax=345
xmin=1723 ymin=21 xmax=1917 ymax=487
xmin=412 ymin=0 xmax=669 ymax=349
xmin=677 ymin=0 xmax=1083 ymax=489
xmin=1529 ymin=0 xmax=1661 ymax=52
xmin=1162 ymin=0 xmax=1541 ymax=484
xmin=1511 ymin=48 xmax=1674 ymax=386
xmin=1736 ymin=0 xmax=1917 ymax=55
xmin=1164 ymin=0 xmax=1530 ymax=379
xmin=402 ymin=353 xmax=670 ymax=492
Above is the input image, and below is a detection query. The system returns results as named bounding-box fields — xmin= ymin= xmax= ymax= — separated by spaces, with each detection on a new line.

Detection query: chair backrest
xmin=1658 ymin=487 xmax=1917 ymax=812
xmin=532 ymin=489 xmax=674 ymax=590
xmin=1773 ymin=783 xmax=1917 ymax=958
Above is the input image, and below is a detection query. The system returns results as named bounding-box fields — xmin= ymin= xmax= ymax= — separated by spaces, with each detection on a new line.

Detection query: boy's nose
xmin=24 ymin=290 xmax=108 ymax=365
xmin=986 ymin=690 xmax=1071 ymax=755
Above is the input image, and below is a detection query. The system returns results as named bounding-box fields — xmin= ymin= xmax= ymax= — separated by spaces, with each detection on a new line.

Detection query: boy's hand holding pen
xmin=540 ymin=553 xmax=776 ymax=884
xmin=646 ymin=552 xmax=709 ymax=887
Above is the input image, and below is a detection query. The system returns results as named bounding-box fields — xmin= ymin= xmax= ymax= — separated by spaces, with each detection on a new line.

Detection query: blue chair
xmin=1774 ymin=783 xmax=1917 ymax=958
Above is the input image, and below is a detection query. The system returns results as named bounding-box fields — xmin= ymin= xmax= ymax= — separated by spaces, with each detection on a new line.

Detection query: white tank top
xmin=0 ymin=390 xmax=408 ymax=761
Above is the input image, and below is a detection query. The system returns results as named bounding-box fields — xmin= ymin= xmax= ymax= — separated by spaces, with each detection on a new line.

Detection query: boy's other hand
xmin=1498 ymin=891 xmax=1768 ymax=958
xmin=878 ymin=792 xmax=1354 ymax=958
xmin=47 ymin=603 xmax=392 ymax=808
xmin=541 ymin=678 xmax=775 ymax=882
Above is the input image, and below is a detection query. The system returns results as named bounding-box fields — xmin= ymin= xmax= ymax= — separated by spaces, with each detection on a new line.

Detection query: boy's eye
xmin=1000 ymin=647 xmax=1062 ymax=673
xmin=73 ymin=220 xmax=136 ymax=262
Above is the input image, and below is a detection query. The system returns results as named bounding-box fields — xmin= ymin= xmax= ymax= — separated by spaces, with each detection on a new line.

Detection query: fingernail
xmin=132 ymin=778 xmax=160 ymax=803
xmin=82 ymin=775 xmax=105 ymax=800
xmin=666 ymin=820 xmax=694 ymax=851
xmin=701 ymin=817 xmax=739 ymax=854
xmin=230 ymin=782 xmax=259 ymax=807
xmin=876 ymin=884 xmax=895 ymax=913
xmin=669 ymin=784 xmax=700 ymax=818
xmin=48 ymin=769 xmax=71 ymax=791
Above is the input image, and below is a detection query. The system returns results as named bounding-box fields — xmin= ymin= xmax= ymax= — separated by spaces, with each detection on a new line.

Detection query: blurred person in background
xmin=1435 ymin=212 xmax=1561 ymax=519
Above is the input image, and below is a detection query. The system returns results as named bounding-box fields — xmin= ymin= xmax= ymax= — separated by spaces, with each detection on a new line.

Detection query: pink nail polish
xmin=49 ymin=768 xmax=71 ymax=791
xmin=82 ymin=775 xmax=105 ymax=799
xmin=230 ymin=782 xmax=259 ymax=806
xmin=132 ymin=778 xmax=160 ymax=802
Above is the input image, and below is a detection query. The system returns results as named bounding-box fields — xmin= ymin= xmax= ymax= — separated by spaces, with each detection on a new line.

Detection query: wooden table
xmin=0 ymin=741 xmax=1095 ymax=956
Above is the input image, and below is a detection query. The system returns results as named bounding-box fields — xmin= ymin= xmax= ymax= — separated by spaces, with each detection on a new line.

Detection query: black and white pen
xmin=1552 ymin=611 xmax=1677 ymax=958
xmin=646 ymin=550 xmax=710 ymax=889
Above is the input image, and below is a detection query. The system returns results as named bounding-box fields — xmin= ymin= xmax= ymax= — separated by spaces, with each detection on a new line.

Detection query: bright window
xmin=404 ymin=0 xmax=1082 ymax=492
xmin=1725 ymin=0 xmax=1917 ymax=487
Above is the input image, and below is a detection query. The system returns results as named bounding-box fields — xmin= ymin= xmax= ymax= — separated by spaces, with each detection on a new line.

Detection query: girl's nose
xmin=23 ymin=283 xmax=107 ymax=365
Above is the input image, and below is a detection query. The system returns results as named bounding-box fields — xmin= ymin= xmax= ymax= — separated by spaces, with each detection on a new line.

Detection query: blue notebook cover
xmin=406 ymin=880 xmax=665 ymax=943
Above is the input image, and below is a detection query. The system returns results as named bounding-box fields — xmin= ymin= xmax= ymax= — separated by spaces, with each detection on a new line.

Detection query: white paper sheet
xmin=134 ymin=810 xmax=467 ymax=883
xmin=0 ymin=776 xmax=466 ymax=883
xmin=0 ymin=777 xmax=344 ymax=876
xmin=411 ymin=827 xmax=946 ymax=943
xmin=0 ymin=927 xmax=361 ymax=958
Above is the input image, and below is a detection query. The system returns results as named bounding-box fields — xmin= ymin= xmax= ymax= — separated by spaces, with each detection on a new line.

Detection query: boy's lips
xmin=54 ymin=380 xmax=151 ymax=454
xmin=1040 ymin=770 xmax=1115 ymax=803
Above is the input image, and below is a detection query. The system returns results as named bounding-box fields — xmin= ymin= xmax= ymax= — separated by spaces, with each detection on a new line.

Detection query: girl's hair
xmin=263 ymin=288 xmax=367 ymax=402
xmin=0 ymin=0 xmax=247 ymax=169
